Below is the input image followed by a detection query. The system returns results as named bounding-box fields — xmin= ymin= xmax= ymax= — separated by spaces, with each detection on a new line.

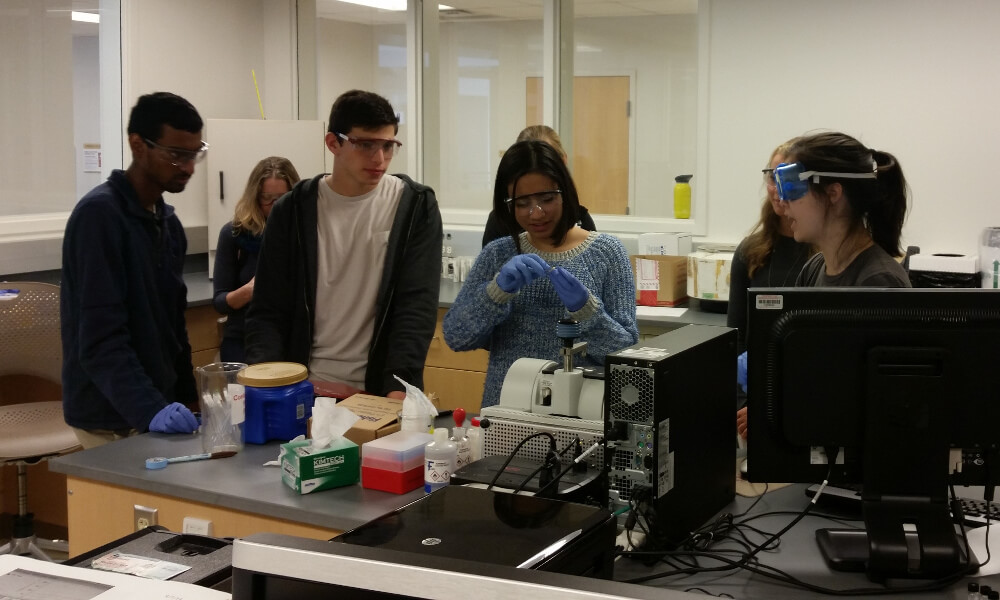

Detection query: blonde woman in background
xmin=727 ymin=139 xmax=812 ymax=354
xmin=212 ymin=156 xmax=300 ymax=362
xmin=482 ymin=125 xmax=597 ymax=247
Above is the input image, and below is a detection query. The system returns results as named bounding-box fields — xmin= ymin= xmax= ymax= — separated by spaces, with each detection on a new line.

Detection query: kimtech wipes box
xmin=280 ymin=438 xmax=359 ymax=494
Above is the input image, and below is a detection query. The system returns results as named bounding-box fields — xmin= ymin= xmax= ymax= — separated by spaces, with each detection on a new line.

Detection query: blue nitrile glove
xmin=496 ymin=253 xmax=551 ymax=293
xmin=549 ymin=267 xmax=589 ymax=312
xmin=149 ymin=402 xmax=199 ymax=434
xmin=737 ymin=351 xmax=748 ymax=393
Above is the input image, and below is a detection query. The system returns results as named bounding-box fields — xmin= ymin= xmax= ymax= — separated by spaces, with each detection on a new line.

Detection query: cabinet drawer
xmin=425 ymin=308 xmax=489 ymax=372
xmin=423 ymin=366 xmax=485 ymax=415
xmin=186 ymin=304 xmax=221 ymax=353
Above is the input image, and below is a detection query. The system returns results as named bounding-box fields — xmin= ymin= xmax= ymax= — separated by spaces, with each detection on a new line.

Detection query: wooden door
xmin=526 ymin=76 xmax=631 ymax=215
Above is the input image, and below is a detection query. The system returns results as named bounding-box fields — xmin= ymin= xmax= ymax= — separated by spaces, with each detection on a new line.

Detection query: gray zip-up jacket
xmin=245 ymin=173 xmax=442 ymax=395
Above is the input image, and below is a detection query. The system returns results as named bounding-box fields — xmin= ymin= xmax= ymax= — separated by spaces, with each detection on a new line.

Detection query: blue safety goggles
xmin=774 ymin=162 xmax=877 ymax=202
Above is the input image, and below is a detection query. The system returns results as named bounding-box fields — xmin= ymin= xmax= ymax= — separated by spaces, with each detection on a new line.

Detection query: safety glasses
xmin=774 ymin=162 xmax=877 ymax=202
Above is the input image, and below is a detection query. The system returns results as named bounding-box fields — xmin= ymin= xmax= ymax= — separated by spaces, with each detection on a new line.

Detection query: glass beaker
xmin=196 ymin=362 xmax=247 ymax=454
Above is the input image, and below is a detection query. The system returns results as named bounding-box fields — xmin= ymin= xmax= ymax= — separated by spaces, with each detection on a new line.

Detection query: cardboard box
xmin=630 ymin=255 xmax=689 ymax=307
xmin=637 ymin=232 xmax=693 ymax=256
xmin=333 ymin=394 xmax=403 ymax=446
xmin=687 ymin=251 xmax=735 ymax=301
xmin=280 ymin=438 xmax=359 ymax=494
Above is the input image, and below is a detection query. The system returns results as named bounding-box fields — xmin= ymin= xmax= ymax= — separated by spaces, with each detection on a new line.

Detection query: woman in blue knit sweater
xmin=444 ymin=141 xmax=638 ymax=408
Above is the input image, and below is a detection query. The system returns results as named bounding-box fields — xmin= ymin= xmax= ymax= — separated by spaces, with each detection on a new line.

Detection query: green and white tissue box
xmin=280 ymin=438 xmax=359 ymax=494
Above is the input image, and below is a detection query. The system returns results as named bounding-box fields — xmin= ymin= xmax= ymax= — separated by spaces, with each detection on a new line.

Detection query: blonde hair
xmin=232 ymin=156 xmax=300 ymax=236
xmin=517 ymin=125 xmax=567 ymax=161
xmin=742 ymin=139 xmax=809 ymax=278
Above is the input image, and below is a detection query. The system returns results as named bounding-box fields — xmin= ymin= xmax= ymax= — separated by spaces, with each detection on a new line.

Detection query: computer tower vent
xmin=607 ymin=365 xmax=655 ymax=423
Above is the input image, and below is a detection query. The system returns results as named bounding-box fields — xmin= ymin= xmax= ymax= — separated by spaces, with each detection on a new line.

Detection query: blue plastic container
xmin=237 ymin=362 xmax=314 ymax=444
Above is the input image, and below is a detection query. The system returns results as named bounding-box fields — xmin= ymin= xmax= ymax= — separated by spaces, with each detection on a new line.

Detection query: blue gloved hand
xmin=149 ymin=402 xmax=199 ymax=434
xmin=496 ymin=253 xmax=551 ymax=293
xmin=549 ymin=267 xmax=589 ymax=312
xmin=737 ymin=351 xmax=748 ymax=393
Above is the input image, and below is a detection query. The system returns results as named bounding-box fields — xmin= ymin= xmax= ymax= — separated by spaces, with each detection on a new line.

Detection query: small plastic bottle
xmin=424 ymin=427 xmax=457 ymax=493
xmin=451 ymin=426 xmax=471 ymax=469
xmin=968 ymin=582 xmax=980 ymax=600
xmin=673 ymin=174 xmax=693 ymax=219
xmin=467 ymin=417 xmax=484 ymax=462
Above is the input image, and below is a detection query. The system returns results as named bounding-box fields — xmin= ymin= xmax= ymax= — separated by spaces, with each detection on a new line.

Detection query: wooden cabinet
xmin=423 ymin=308 xmax=488 ymax=415
xmin=186 ymin=304 xmax=221 ymax=368
xmin=65 ymin=477 xmax=340 ymax=557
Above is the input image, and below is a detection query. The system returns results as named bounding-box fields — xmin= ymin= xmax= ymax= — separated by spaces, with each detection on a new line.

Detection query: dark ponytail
xmin=868 ymin=149 xmax=908 ymax=257
xmin=788 ymin=132 xmax=909 ymax=256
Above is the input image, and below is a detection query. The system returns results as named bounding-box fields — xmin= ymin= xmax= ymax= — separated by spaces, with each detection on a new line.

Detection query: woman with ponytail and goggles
xmin=737 ymin=132 xmax=909 ymax=443
xmin=775 ymin=132 xmax=911 ymax=287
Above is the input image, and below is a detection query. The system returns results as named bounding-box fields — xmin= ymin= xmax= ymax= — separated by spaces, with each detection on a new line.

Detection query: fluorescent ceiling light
xmin=336 ymin=0 xmax=453 ymax=10
xmin=72 ymin=11 xmax=100 ymax=23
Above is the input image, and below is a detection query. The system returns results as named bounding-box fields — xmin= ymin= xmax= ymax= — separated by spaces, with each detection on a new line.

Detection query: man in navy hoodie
xmin=61 ymin=92 xmax=203 ymax=448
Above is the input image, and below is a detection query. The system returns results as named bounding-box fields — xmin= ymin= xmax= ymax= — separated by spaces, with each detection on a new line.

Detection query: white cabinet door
xmin=205 ymin=119 xmax=327 ymax=278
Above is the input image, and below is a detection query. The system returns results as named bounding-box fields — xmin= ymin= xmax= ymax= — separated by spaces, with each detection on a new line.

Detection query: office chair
xmin=0 ymin=282 xmax=82 ymax=561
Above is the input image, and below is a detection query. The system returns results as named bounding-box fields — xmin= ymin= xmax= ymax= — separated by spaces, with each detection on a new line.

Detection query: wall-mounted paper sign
xmin=83 ymin=143 xmax=101 ymax=172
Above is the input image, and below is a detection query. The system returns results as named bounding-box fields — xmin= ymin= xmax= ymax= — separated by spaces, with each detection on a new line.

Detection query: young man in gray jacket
xmin=245 ymin=90 xmax=442 ymax=399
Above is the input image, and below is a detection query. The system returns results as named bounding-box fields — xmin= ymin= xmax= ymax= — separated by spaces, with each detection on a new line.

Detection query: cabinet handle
xmin=219 ymin=171 xmax=225 ymax=201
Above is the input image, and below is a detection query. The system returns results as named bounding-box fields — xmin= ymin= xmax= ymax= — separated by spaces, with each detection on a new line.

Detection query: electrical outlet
xmin=182 ymin=516 xmax=214 ymax=536
xmin=134 ymin=504 xmax=158 ymax=531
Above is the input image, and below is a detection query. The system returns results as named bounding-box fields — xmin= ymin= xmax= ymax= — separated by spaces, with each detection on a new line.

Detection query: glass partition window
xmin=573 ymin=11 xmax=698 ymax=219
xmin=437 ymin=12 xmax=544 ymax=211
xmin=315 ymin=3 xmax=409 ymax=171
xmin=0 ymin=1 xmax=101 ymax=217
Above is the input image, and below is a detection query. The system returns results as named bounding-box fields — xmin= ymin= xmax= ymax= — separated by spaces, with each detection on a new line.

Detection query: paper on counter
xmin=91 ymin=552 xmax=191 ymax=580
xmin=0 ymin=555 xmax=229 ymax=599
xmin=636 ymin=306 xmax=688 ymax=318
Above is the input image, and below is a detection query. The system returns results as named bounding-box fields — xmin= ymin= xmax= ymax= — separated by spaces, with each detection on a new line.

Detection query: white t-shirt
xmin=310 ymin=175 xmax=404 ymax=388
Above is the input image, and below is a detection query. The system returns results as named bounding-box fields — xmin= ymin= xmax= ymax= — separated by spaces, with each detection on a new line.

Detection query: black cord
xmin=619 ymin=450 xmax=980 ymax=595
xmin=486 ymin=432 xmax=555 ymax=492
xmin=509 ymin=437 xmax=578 ymax=495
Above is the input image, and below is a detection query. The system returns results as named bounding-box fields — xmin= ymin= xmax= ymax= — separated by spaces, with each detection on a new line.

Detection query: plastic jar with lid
xmin=237 ymin=362 xmax=315 ymax=444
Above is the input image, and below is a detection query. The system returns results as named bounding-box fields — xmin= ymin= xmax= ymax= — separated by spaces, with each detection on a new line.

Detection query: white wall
xmin=123 ymin=0 xmax=298 ymax=230
xmin=701 ymin=0 xmax=1000 ymax=255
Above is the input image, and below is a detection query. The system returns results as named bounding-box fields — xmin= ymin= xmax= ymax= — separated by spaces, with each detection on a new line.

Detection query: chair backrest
xmin=0 ymin=282 xmax=62 ymax=384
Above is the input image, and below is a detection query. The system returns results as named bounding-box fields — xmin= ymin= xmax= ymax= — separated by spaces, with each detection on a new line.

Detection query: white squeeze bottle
xmin=424 ymin=428 xmax=457 ymax=493
xmin=467 ymin=417 xmax=484 ymax=462
xmin=451 ymin=426 xmax=471 ymax=469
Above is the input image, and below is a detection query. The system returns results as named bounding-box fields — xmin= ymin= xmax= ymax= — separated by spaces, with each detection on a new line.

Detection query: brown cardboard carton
xmin=329 ymin=394 xmax=402 ymax=446
xmin=630 ymin=255 xmax=689 ymax=306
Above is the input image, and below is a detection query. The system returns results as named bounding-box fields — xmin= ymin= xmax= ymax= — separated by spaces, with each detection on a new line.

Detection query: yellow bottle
xmin=674 ymin=175 xmax=692 ymax=219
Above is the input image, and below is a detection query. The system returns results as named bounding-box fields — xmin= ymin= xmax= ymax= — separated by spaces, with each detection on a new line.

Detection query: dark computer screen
xmin=745 ymin=288 xmax=1000 ymax=579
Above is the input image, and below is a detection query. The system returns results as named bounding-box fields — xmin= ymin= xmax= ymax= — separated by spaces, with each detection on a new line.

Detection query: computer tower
xmin=604 ymin=325 xmax=736 ymax=546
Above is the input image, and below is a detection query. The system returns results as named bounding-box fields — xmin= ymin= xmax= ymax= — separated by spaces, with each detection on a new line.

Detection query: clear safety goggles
xmin=774 ymin=162 xmax=877 ymax=202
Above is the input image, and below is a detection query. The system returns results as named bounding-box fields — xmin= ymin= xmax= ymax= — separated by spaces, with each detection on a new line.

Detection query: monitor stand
xmin=815 ymin=499 xmax=974 ymax=580
xmin=814 ymin=347 xmax=977 ymax=581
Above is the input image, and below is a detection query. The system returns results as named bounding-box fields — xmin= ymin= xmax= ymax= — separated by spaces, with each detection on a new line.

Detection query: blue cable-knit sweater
xmin=443 ymin=231 xmax=639 ymax=408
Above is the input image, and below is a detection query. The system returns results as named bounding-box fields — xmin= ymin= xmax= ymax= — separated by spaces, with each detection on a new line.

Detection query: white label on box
xmin=755 ymin=295 xmax=784 ymax=310
xmin=636 ymin=258 xmax=660 ymax=291
xmin=618 ymin=347 xmax=671 ymax=360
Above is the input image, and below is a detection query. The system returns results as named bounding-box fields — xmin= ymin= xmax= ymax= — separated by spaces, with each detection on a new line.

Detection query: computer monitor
xmin=746 ymin=288 xmax=1000 ymax=580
